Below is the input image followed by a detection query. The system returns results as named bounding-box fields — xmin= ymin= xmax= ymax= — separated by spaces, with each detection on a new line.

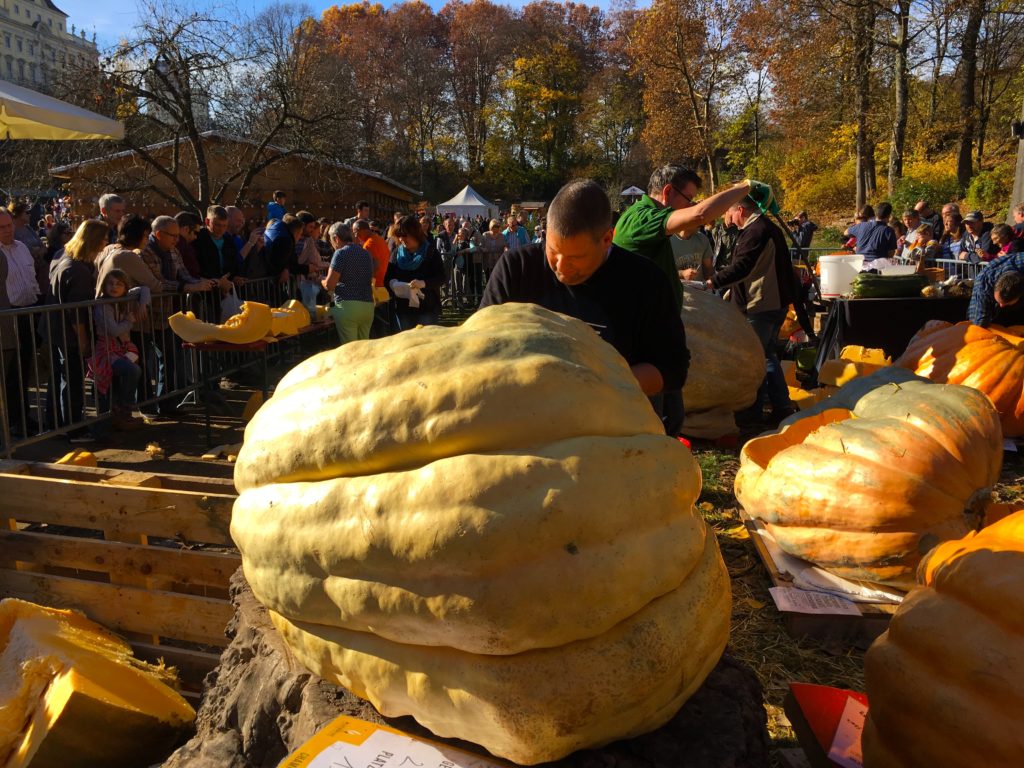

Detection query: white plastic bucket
xmin=819 ymin=254 xmax=865 ymax=298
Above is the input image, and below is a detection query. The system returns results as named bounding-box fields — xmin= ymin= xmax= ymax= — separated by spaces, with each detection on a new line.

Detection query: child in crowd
xmin=908 ymin=223 xmax=940 ymax=270
xmin=88 ymin=269 xmax=148 ymax=432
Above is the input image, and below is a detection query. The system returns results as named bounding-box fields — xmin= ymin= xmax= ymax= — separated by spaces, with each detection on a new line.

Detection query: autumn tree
xmin=441 ymin=0 xmax=517 ymax=175
xmin=628 ymin=0 xmax=749 ymax=191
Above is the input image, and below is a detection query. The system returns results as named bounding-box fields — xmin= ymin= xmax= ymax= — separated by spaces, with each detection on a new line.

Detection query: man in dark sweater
xmin=706 ymin=196 xmax=799 ymax=425
xmin=480 ymin=180 xmax=688 ymax=411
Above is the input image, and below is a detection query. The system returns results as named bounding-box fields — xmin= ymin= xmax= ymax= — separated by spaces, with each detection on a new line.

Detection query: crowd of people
xmin=840 ymin=200 xmax=1024 ymax=269
xmin=0 ymin=188 xmax=552 ymax=445
xmin=4 ymin=179 xmax=1023 ymax=446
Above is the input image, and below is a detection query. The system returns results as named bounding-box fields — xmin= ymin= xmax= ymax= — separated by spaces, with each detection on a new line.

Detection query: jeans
xmin=747 ymin=308 xmax=791 ymax=411
xmin=98 ymin=357 xmax=142 ymax=411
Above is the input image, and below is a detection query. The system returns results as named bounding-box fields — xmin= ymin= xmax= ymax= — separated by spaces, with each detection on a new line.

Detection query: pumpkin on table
xmin=231 ymin=302 xmax=731 ymax=765
xmin=168 ymin=301 xmax=272 ymax=344
xmin=895 ymin=320 xmax=1024 ymax=437
xmin=735 ymin=368 xmax=1002 ymax=588
xmin=863 ymin=510 xmax=1024 ymax=767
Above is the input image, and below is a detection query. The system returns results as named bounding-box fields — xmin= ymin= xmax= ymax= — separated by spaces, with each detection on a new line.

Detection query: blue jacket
xmin=968 ymin=251 xmax=1024 ymax=327
xmin=263 ymin=218 xmax=295 ymax=277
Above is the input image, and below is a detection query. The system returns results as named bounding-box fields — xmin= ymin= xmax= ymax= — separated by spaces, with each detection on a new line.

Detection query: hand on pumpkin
xmin=680 ymin=268 xmax=700 ymax=281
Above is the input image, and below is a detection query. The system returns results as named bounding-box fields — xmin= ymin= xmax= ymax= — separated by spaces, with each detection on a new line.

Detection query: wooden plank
xmin=131 ymin=642 xmax=223 ymax=690
xmin=0 ymin=474 xmax=235 ymax=544
xmin=741 ymin=513 xmax=897 ymax=649
xmin=0 ymin=529 xmax=239 ymax=590
xmin=0 ymin=569 xmax=232 ymax=647
xmin=0 ymin=459 xmax=237 ymax=496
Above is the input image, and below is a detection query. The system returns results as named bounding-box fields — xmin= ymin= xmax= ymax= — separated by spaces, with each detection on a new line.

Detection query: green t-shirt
xmin=613 ymin=195 xmax=682 ymax=310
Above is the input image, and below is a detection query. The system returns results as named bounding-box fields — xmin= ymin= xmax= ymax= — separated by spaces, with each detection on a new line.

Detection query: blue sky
xmin=57 ymin=0 xmax=630 ymax=49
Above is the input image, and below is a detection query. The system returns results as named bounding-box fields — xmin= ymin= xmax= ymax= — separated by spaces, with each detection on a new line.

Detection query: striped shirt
xmin=968 ymin=251 xmax=1024 ymax=327
xmin=1 ymin=239 xmax=40 ymax=307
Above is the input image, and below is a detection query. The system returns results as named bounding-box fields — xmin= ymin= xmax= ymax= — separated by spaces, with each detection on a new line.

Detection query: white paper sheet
xmin=307 ymin=729 xmax=502 ymax=768
xmin=769 ymin=587 xmax=861 ymax=616
xmin=827 ymin=695 xmax=868 ymax=768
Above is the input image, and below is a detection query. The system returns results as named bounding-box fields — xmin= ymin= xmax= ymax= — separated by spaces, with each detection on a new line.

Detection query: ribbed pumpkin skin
xmin=270 ymin=528 xmax=730 ymax=766
xmin=863 ymin=512 xmax=1024 ymax=767
xmin=232 ymin=303 xmax=731 ymax=764
xmin=895 ymin=320 xmax=1024 ymax=437
xmin=735 ymin=372 xmax=1002 ymax=588
xmin=235 ymin=303 xmax=663 ymax=490
xmin=680 ymin=286 xmax=764 ymax=434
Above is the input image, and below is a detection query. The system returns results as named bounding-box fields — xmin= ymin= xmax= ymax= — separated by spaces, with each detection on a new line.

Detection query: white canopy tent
xmin=621 ymin=185 xmax=645 ymax=197
xmin=436 ymin=185 xmax=495 ymax=219
xmin=0 ymin=79 xmax=124 ymax=140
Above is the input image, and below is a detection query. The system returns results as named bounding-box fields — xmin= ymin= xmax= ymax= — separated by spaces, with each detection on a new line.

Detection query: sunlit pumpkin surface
xmin=736 ymin=370 xmax=1003 ymax=588
xmin=231 ymin=302 xmax=732 ymax=764
xmin=897 ymin=320 xmax=1024 ymax=436
xmin=863 ymin=511 xmax=1024 ymax=767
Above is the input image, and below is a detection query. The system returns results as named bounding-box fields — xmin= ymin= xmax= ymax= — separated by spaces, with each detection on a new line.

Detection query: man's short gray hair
xmin=152 ymin=215 xmax=177 ymax=232
xmin=353 ymin=218 xmax=371 ymax=232
xmin=99 ymin=193 xmax=124 ymax=211
xmin=329 ymin=221 xmax=353 ymax=242
xmin=225 ymin=205 xmax=242 ymax=217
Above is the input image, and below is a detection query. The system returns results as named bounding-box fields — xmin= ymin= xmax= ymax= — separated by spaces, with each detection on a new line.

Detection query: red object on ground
xmin=784 ymin=683 xmax=869 ymax=767
xmin=677 ymin=436 xmax=692 ymax=449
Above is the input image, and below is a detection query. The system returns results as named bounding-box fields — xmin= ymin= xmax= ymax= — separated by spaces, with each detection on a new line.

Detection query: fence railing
xmin=0 ymin=276 xmax=304 ymax=456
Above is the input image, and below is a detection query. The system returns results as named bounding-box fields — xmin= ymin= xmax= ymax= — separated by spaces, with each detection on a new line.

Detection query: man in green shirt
xmin=613 ymin=166 xmax=761 ymax=434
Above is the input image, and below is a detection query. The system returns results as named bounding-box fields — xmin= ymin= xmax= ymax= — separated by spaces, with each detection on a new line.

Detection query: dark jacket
xmin=385 ymin=240 xmax=446 ymax=314
xmin=194 ymin=228 xmax=240 ymax=280
xmin=263 ymin=219 xmax=296 ymax=278
xmin=711 ymin=213 xmax=798 ymax=315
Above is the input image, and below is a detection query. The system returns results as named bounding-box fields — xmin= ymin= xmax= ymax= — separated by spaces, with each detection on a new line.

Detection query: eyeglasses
xmin=671 ymin=185 xmax=694 ymax=205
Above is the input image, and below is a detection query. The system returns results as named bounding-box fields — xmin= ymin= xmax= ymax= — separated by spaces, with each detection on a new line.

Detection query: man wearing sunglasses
xmin=613 ymin=165 xmax=757 ymax=435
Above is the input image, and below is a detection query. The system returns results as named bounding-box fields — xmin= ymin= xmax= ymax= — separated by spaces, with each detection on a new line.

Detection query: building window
xmin=3 ymin=34 xmax=9 ymax=49
xmin=16 ymin=39 xmax=22 ymax=53
xmin=18 ymin=60 xmax=25 ymax=80
xmin=14 ymin=5 xmax=19 ymax=15
xmin=29 ymin=43 xmax=35 ymax=56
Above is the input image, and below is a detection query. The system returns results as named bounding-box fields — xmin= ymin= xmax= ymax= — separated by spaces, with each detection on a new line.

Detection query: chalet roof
xmin=50 ymin=130 xmax=422 ymax=197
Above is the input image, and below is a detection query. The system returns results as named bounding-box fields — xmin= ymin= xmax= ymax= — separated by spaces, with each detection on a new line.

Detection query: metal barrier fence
xmin=0 ymin=276 xmax=302 ymax=457
xmin=934 ymin=259 xmax=985 ymax=280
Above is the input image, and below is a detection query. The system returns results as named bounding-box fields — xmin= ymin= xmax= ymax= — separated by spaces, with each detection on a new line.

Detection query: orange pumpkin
xmin=735 ymin=370 xmax=1002 ymax=588
xmin=895 ymin=320 xmax=1024 ymax=436
xmin=863 ymin=510 xmax=1024 ymax=766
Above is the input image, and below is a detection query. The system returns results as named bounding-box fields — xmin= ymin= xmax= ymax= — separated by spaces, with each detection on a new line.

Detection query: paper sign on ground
xmin=769 ymin=587 xmax=861 ymax=616
xmin=280 ymin=715 xmax=505 ymax=768
xmin=826 ymin=695 xmax=868 ymax=768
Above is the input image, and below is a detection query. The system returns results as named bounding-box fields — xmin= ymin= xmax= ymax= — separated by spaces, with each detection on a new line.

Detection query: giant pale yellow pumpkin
xmin=680 ymin=285 xmax=764 ymax=438
xmin=232 ymin=302 xmax=731 ymax=764
xmin=863 ymin=511 xmax=1024 ymax=766
xmin=895 ymin=320 xmax=1024 ymax=436
xmin=168 ymin=301 xmax=272 ymax=344
xmin=735 ymin=369 xmax=1002 ymax=588
xmin=0 ymin=599 xmax=194 ymax=768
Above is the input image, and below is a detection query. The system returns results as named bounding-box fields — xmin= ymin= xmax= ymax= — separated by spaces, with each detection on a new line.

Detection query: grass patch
xmin=692 ymin=444 xmax=867 ymax=761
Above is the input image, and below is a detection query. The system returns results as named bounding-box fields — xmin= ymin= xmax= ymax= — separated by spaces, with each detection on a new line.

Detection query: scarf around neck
xmin=396 ymin=240 xmax=428 ymax=271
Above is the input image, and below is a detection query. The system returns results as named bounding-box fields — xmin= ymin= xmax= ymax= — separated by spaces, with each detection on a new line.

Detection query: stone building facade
xmin=0 ymin=0 xmax=98 ymax=92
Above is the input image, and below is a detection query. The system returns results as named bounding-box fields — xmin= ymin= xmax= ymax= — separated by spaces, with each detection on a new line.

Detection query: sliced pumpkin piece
xmin=168 ymin=301 xmax=272 ymax=344
xmin=0 ymin=599 xmax=195 ymax=768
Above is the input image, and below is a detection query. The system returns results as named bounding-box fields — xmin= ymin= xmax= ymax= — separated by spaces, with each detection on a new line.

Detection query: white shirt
xmin=0 ymin=239 xmax=41 ymax=307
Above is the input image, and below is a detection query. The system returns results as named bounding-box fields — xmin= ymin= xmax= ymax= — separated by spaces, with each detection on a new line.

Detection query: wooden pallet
xmin=742 ymin=513 xmax=899 ymax=649
xmin=0 ymin=459 xmax=240 ymax=695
